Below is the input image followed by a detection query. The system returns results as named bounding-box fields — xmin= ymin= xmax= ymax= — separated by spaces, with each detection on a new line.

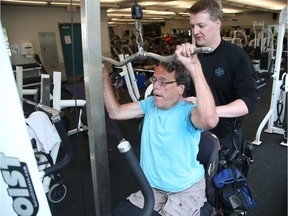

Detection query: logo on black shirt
xmin=215 ymin=68 xmax=224 ymax=77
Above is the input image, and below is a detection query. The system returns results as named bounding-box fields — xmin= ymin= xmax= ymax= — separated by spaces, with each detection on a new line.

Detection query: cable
xmin=231 ymin=118 xmax=240 ymax=156
xmin=67 ymin=0 xmax=86 ymax=215
xmin=274 ymin=100 xmax=283 ymax=127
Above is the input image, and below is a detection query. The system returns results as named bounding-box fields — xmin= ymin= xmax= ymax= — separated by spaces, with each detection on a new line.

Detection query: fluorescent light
xmin=107 ymin=8 xmax=130 ymax=12
xmin=101 ymin=0 xmax=122 ymax=3
xmin=3 ymin=0 xmax=119 ymax=8
xmin=145 ymin=10 xmax=175 ymax=16
xmin=222 ymin=8 xmax=243 ymax=13
xmin=178 ymin=12 xmax=189 ymax=16
xmin=2 ymin=0 xmax=48 ymax=5
xmin=224 ymin=0 xmax=286 ymax=11
xmin=108 ymin=13 xmax=132 ymax=18
xmin=50 ymin=1 xmax=80 ymax=6
xmin=101 ymin=4 xmax=120 ymax=8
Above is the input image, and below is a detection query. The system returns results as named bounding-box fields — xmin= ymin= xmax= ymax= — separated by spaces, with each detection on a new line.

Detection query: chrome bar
xmin=22 ymin=98 xmax=63 ymax=119
xmin=102 ymin=47 xmax=212 ymax=67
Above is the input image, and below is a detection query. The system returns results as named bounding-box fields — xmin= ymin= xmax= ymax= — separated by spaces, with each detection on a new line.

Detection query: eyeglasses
xmin=150 ymin=76 xmax=177 ymax=87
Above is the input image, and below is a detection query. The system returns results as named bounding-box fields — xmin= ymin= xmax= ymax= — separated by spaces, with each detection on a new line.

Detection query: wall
xmin=1 ymin=5 xmax=110 ymax=80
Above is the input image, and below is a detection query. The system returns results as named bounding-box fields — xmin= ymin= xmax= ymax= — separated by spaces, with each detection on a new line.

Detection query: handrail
xmin=102 ymin=47 xmax=212 ymax=67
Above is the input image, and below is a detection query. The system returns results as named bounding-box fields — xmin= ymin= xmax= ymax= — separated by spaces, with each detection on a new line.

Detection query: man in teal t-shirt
xmin=104 ymin=44 xmax=218 ymax=216
xmin=139 ymin=96 xmax=204 ymax=192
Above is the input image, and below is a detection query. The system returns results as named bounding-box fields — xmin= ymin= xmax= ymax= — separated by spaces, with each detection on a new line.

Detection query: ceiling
xmin=2 ymin=0 xmax=287 ymax=25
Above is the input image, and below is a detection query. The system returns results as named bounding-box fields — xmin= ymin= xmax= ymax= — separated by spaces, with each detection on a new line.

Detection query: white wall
xmin=1 ymin=5 xmax=110 ymax=79
xmin=2 ymin=5 xmax=79 ymax=64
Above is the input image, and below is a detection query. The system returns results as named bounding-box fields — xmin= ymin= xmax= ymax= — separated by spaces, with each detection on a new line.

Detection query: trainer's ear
xmin=216 ymin=19 xmax=222 ymax=30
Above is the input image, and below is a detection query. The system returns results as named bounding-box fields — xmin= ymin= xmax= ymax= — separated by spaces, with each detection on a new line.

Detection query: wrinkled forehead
xmin=154 ymin=64 xmax=176 ymax=79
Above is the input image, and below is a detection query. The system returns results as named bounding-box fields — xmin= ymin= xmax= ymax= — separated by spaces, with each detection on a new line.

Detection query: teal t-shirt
xmin=139 ymin=96 xmax=205 ymax=192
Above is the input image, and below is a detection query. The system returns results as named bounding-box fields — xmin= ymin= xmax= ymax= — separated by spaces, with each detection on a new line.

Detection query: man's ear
xmin=177 ymin=84 xmax=185 ymax=96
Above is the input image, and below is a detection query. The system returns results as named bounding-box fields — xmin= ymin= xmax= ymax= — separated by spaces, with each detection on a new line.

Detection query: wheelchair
xmin=198 ymin=130 xmax=255 ymax=216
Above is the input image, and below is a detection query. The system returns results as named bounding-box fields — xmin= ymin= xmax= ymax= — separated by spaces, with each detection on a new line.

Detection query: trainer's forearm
xmin=216 ymin=99 xmax=249 ymax=118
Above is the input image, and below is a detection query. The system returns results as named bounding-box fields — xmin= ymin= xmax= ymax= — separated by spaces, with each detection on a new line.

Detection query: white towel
xmin=26 ymin=111 xmax=61 ymax=153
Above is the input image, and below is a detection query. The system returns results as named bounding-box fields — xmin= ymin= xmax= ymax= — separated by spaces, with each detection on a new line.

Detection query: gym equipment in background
xmin=253 ymin=6 xmax=288 ymax=146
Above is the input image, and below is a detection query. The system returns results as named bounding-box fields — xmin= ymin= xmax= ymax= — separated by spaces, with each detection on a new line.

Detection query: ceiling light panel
xmin=222 ymin=7 xmax=246 ymax=13
xmin=223 ymin=0 xmax=287 ymax=11
xmin=145 ymin=10 xmax=175 ymax=15
xmin=100 ymin=0 xmax=119 ymax=2
xmin=49 ymin=0 xmax=80 ymax=3
xmin=140 ymin=1 xmax=195 ymax=10
xmin=108 ymin=8 xmax=130 ymax=12
xmin=2 ymin=0 xmax=48 ymax=5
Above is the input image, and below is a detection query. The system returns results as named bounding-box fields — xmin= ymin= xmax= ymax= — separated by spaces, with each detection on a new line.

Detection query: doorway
xmin=38 ymin=32 xmax=59 ymax=66
xmin=58 ymin=23 xmax=83 ymax=79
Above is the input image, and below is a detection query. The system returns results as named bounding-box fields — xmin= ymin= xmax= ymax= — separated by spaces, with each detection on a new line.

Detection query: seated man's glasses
xmin=150 ymin=76 xmax=177 ymax=87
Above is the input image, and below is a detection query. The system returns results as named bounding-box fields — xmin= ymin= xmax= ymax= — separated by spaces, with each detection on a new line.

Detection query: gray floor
xmin=243 ymin=79 xmax=287 ymax=216
xmin=48 ymin=78 xmax=287 ymax=216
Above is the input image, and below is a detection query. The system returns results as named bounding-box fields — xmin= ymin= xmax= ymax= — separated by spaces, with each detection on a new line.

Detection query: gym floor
xmin=44 ymin=78 xmax=287 ymax=216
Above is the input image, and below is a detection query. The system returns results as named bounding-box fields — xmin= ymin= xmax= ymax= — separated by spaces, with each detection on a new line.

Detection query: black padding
xmin=197 ymin=131 xmax=220 ymax=207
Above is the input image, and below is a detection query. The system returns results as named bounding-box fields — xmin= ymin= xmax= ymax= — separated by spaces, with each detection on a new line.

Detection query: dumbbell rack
xmin=13 ymin=63 xmax=42 ymax=87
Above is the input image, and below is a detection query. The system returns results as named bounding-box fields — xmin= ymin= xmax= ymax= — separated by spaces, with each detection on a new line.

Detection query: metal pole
xmin=81 ymin=0 xmax=111 ymax=215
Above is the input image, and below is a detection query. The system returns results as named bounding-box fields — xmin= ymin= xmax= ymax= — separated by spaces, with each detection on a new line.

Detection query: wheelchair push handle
xmin=118 ymin=140 xmax=155 ymax=216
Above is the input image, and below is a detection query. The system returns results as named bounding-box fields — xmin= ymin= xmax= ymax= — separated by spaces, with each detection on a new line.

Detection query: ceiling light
xmin=224 ymin=0 xmax=286 ymax=11
xmin=50 ymin=1 xmax=80 ymax=6
xmin=178 ymin=12 xmax=189 ymax=16
xmin=145 ymin=10 xmax=175 ymax=16
xmin=2 ymin=0 xmax=48 ymax=5
xmin=101 ymin=0 xmax=121 ymax=3
xmin=222 ymin=8 xmax=243 ymax=13
xmin=101 ymin=3 xmax=120 ymax=8
xmin=107 ymin=13 xmax=132 ymax=18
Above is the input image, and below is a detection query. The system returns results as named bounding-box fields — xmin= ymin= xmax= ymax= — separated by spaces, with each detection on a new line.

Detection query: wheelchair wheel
xmin=47 ymin=183 xmax=67 ymax=203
